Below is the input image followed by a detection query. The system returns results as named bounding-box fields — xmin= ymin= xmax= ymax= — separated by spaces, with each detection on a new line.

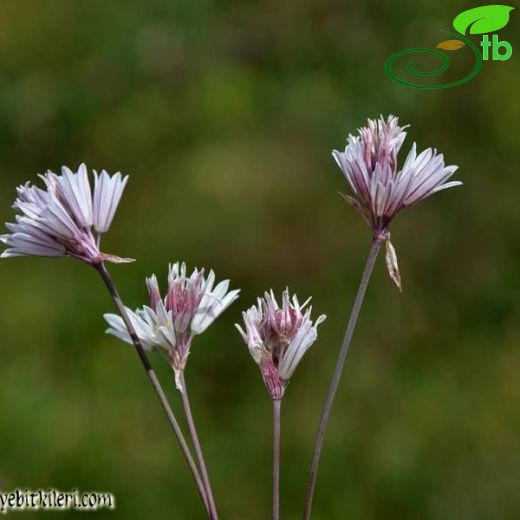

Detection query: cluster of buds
xmin=236 ymin=289 xmax=326 ymax=400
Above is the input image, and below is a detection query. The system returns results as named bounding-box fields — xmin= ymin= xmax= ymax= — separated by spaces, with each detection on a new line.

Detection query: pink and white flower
xmin=1 ymin=164 xmax=130 ymax=265
xmin=333 ymin=115 xmax=462 ymax=289
xmin=104 ymin=262 xmax=240 ymax=389
xmin=236 ymin=289 xmax=326 ymax=399
xmin=333 ymin=115 xmax=461 ymax=238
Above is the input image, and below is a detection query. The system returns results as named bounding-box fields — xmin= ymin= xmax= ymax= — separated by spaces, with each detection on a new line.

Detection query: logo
xmin=385 ymin=5 xmax=514 ymax=89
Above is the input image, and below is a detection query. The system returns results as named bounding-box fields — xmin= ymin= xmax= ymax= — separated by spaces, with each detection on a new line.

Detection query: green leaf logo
xmin=453 ymin=5 xmax=514 ymax=35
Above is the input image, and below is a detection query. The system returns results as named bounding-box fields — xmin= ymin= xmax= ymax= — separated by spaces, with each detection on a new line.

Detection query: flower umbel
xmin=236 ymin=289 xmax=326 ymax=399
xmin=333 ymin=115 xmax=462 ymax=289
xmin=104 ymin=262 xmax=240 ymax=389
xmin=1 ymin=164 xmax=131 ymax=265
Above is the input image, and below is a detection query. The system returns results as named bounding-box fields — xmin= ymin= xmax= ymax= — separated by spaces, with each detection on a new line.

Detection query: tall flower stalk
xmin=1 ymin=165 xmax=211 ymax=517
xmin=236 ymin=289 xmax=325 ymax=520
xmin=96 ymin=262 xmax=211 ymax=516
xmin=272 ymin=398 xmax=282 ymax=520
xmin=104 ymin=262 xmax=240 ymax=520
xmin=303 ymin=241 xmax=381 ymax=519
xmin=303 ymin=115 xmax=461 ymax=518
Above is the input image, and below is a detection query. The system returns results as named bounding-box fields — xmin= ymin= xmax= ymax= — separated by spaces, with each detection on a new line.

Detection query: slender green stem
xmin=94 ymin=262 xmax=210 ymax=517
xmin=273 ymin=398 xmax=282 ymax=520
xmin=303 ymin=240 xmax=382 ymax=519
xmin=178 ymin=371 xmax=219 ymax=520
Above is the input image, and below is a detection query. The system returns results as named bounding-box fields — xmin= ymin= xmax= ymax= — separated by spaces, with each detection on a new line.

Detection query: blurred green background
xmin=0 ymin=1 xmax=519 ymax=518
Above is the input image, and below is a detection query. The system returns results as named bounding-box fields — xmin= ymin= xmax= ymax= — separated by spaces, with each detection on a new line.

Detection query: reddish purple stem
xmin=178 ymin=372 xmax=219 ymax=520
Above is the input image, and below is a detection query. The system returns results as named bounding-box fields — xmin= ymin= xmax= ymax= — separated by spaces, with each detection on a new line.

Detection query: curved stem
xmin=94 ymin=262 xmax=210 ymax=517
xmin=178 ymin=371 xmax=219 ymax=520
xmin=273 ymin=398 xmax=282 ymax=520
xmin=303 ymin=240 xmax=382 ymax=519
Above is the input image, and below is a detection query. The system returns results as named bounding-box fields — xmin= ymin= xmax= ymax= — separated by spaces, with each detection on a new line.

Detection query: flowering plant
xmin=1 ymin=116 xmax=460 ymax=520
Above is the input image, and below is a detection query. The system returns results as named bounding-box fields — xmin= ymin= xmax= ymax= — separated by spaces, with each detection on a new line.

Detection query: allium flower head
xmin=333 ymin=115 xmax=462 ymax=289
xmin=104 ymin=262 xmax=240 ymax=389
xmin=1 ymin=164 xmax=130 ymax=265
xmin=236 ymin=289 xmax=326 ymax=400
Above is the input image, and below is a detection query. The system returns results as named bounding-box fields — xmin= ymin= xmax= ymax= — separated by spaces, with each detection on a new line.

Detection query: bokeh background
xmin=0 ymin=1 xmax=519 ymax=518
